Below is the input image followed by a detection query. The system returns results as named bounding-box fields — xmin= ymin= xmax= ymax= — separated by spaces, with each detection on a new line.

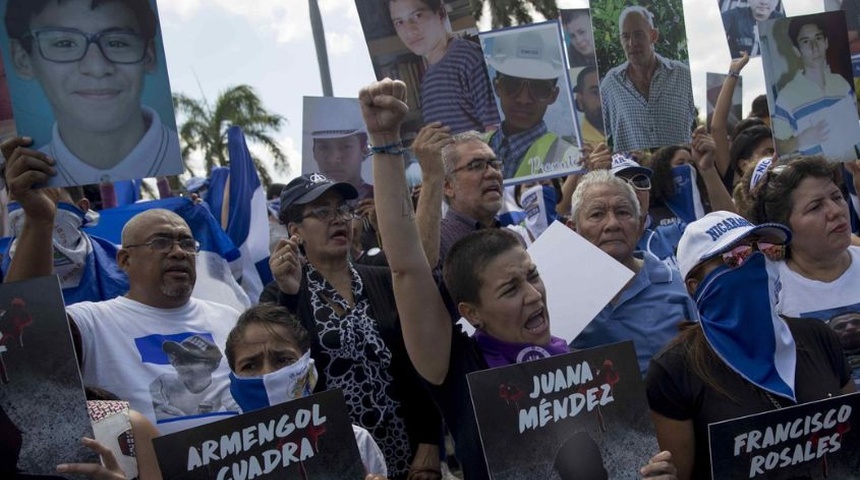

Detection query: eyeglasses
xmin=301 ymin=204 xmax=355 ymax=222
xmin=450 ymin=158 xmax=502 ymax=175
xmin=124 ymin=237 xmax=200 ymax=254
xmin=26 ymin=28 xmax=149 ymax=64
xmin=621 ymin=173 xmax=651 ymax=191
xmin=495 ymin=75 xmax=557 ymax=102
xmin=718 ymin=240 xmax=786 ymax=269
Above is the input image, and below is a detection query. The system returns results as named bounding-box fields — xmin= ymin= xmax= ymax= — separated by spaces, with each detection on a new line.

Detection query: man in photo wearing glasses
xmin=483 ymin=28 xmax=579 ymax=182
xmin=4 ymin=0 xmax=179 ymax=186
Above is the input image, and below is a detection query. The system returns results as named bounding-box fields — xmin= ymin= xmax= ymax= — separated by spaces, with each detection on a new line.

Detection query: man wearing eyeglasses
xmin=3 ymin=146 xmax=240 ymax=435
xmin=3 ymin=0 xmax=180 ymax=186
xmin=483 ymin=29 xmax=580 ymax=182
xmin=600 ymin=5 xmax=695 ymax=152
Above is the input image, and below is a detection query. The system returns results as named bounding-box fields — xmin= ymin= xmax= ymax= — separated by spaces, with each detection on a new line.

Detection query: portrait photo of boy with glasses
xmin=479 ymin=22 xmax=584 ymax=185
xmin=0 ymin=0 xmax=182 ymax=187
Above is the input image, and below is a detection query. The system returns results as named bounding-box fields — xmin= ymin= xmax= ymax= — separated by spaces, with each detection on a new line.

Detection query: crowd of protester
xmin=2 ymin=2 xmax=860 ymax=480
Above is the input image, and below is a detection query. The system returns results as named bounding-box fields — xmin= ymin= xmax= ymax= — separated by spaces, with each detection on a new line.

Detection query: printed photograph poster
xmin=706 ymin=72 xmax=743 ymax=131
xmin=825 ymin=0 xmax=860 ymax=105
xmin=354 ymin=0 xmax=499 ymax=137
xmin=759 ymin=11 xmax=860 ymax=162
xmin=0 ymin=0 xmax=183 ymax=187
xmin=559 ymin=9 xmax=605 ymax=148
xmin=0 ymin=50 xmax=14 ymax=140
xmin=479 ymin=21 xmax=584 ymax=186
xmin=302 ymin=97 xmax=375 ymax=202
xmin=153 ymin=388 xmax=364 ymax=480
xmin=709 ymin=392 xmax=860 ymax=479
xmin=718 ymin=0 xmax=785 ymax=59
xmin=0 ymin=275 xmax=97 ymax=475
xmin=591 ymin=1 xmax=696 ymax=152
xmin=467 ymin=341 xmax=658 ymax=480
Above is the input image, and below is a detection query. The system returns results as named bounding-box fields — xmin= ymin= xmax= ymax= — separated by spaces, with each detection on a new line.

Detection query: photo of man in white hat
xmin=480 ymin=22 xmax=582 ymax=184
xmin=302 ymin=96 xmax=373 ymax=201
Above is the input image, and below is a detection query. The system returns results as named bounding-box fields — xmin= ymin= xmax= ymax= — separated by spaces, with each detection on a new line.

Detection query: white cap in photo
xmin=486 ymin=27 xmax=564 ymax=80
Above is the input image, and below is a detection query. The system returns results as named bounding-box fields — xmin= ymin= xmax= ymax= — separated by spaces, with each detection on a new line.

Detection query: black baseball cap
xmin=279 ymin=173 xmax=358 ymax=220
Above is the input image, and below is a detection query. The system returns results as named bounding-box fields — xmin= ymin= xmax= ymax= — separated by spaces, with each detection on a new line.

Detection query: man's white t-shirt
xmin=69 ymin=296 xmax=240 ymax=435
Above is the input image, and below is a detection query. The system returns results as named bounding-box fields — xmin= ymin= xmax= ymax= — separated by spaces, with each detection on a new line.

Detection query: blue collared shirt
xmin=570 ymin=250 xmax=698 ymax=376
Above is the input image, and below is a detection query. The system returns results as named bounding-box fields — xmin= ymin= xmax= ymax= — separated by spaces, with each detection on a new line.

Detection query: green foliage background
xmin=591 ymin=0 xmax=689 ymax=77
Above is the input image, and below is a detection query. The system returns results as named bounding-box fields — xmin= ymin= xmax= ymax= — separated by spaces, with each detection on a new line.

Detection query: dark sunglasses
xmin=495 ymin=75 xmax=556 ymax=102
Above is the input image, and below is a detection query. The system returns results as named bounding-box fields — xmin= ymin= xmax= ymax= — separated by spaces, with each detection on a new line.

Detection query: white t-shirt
xmin=42 ymin=106 xmax=182 ymax=187
xmin=69 ymin=296 xmax=240 ymax=435
xmin=353 ymin=424 xmax=388 ymax=477
xmin=774 ymin=246 xmax=860 ymax=320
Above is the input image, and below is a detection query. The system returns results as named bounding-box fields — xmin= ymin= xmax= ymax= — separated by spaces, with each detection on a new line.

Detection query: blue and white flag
xmin=664 ymin=164 xmax=705 ymax=224
xmin=113 ymin=179 xmax=142 ymax=206
xmin=84 ymin=197 xmax=251 ymax=311
xmin=226 ymin=126 xmax=273 ymax=303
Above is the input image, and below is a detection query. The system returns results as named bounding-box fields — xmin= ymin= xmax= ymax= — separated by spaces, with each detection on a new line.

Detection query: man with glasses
xmin=4 ymin=0 xmax=180 ymax=186
xmin=483 ymin=29 xmax=579 ymax=182
xmin=3 ymin=146 xmax=240 ymax=434
xmin=600 ymin=5 xmax=695 ymax=151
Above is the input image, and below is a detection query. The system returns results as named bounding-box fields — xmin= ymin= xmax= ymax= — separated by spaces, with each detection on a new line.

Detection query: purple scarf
xmin=474 ymin=330 xmax=569 ymax=368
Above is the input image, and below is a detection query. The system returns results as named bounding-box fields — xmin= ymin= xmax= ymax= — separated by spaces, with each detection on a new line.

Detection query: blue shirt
xmin=638 ymin=216 xmax=686 ymax=269
xmin=570 ymin=250 xmax=698 ymax=376
xmin=600 ymin=54 xmax=695 ymax=152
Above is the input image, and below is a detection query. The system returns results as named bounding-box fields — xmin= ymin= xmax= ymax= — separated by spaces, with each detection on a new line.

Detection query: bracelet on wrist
xmin=369 ymin=140 xmax=405 ymax=156
xmin=728 ymin=70 xmax=740 ymax=78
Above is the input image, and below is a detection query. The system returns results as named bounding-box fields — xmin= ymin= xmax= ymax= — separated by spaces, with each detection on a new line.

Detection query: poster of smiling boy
xmin=0 ymin=0 xmax=182 ymax=187
xmin=355 ymin=0 xmax=499 ymax=136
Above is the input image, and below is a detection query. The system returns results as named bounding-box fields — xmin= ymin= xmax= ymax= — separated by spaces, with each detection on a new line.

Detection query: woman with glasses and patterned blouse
xmin=747 ymin=156 xmax=860 ymax=389
xmin=259 ymin=173 xmax=442 ymax=480
xmin=646 ymin=210 xmax=856 ymax=480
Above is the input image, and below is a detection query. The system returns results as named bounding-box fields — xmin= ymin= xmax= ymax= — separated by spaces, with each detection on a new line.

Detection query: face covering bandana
xmin=229 ymin=351 xmax=318 ymax=413
xmin=694 ymin=252 xmax=797 ymax=402
xmin=9 ymin=202 xmax=92 ymax=288
xmin=474 ymin=330 xmax=569 ymax=368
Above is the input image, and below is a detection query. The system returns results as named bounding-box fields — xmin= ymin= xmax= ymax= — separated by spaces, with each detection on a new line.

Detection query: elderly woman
xmin=260 ymin=174 xmax=440 ymax=480
xmin=748 ymin=155 xmax=860 ymax=387
xmin=361 ymin=78 xmax=676 ymax=480
xmin=566 ymin=170 xmax=697 ymax=376
xmin=647 ymin=210 xmax=856 ymax=479
xmin=225 ymin=304 xmax=388 ymax=478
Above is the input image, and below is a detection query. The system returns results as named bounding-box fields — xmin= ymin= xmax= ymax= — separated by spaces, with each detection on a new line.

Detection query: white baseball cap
xmin=486 ymin=28 xmax=564 ymax=80
xmin=609 ymin=152 xmax=652 ymax=177
xmin=303 ymin=96 xmax=366 ymax=139
xmin=677 ymin=211 xmax=791 ymax=280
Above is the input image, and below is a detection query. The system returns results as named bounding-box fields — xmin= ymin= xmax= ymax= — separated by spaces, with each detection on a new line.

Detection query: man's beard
xmin=162 ymin=280 xmax=193 ymax=299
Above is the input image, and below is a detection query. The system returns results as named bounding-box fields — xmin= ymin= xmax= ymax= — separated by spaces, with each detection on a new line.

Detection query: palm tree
xmin=471 ymin=0 xmax=558 ymax=29
xmin=172 ymin=85 xmax=287 ymax=186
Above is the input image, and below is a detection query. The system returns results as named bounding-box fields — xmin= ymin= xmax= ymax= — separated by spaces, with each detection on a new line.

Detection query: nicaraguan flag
xmin=226 ymin=126 xmax=273 ymax=303
xmin=84 ymin=197 xmax=251 ymax=311
xmin=664 ymin=164 xmax=705 ymax=224
xmin=113 ymin=179 xmax=142 ymax=206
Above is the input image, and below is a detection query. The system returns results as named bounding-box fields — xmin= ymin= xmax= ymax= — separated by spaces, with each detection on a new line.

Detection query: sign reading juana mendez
xmin=467 ymin=341 xmax=657 ymax=479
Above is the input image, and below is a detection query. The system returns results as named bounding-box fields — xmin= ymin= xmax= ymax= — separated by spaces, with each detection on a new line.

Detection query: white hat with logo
xmin=486 ymin=27 xmax=564 ymax=80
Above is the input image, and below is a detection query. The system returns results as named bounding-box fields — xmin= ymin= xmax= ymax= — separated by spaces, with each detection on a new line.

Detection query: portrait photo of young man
xmin=0 ymin=0 xmax=182 ymax=187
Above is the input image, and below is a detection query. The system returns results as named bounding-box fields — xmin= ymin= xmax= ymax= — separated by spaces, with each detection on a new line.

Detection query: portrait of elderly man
xmin=768 ymin=13 xmax=860 ymax=161
xmin=599 ymin=5 xmax=695 ymax=152
xmin=720 ymin=0 xmax=784 ymax=59
xmin=1 ymin=0 xmax=181 ymax=187
xmin=482 ymin=24 xmax=581 ymax=183
xmin=829 ymin=311 xmax=860 ymax=388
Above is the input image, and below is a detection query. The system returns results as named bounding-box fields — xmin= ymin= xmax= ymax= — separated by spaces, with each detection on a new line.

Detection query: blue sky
xmin=157 ymin=0 xmax=824 ymax=183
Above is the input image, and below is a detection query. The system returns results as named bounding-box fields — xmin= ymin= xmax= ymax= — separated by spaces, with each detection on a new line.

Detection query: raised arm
xmin=3 ymin=137 xmax=57 ymax=282
xmin=711 ymin=53 xmax=748 ymax=179
xmin=692 ymin=127 xmax=735 ymax=214
xmin=412 ymin=122 xmax=451 ymax=268
xmin=360 ymin=79 xmax=454 ymax=385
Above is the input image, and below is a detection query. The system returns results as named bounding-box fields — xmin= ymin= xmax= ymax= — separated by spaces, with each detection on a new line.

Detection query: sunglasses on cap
xmin=621 ymin=173 xmax=651 ymax=191
xmin=495 ymin=74 xmax=557 ymax=102
xmin=718 ymin=240 xmax=786 ymax=269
